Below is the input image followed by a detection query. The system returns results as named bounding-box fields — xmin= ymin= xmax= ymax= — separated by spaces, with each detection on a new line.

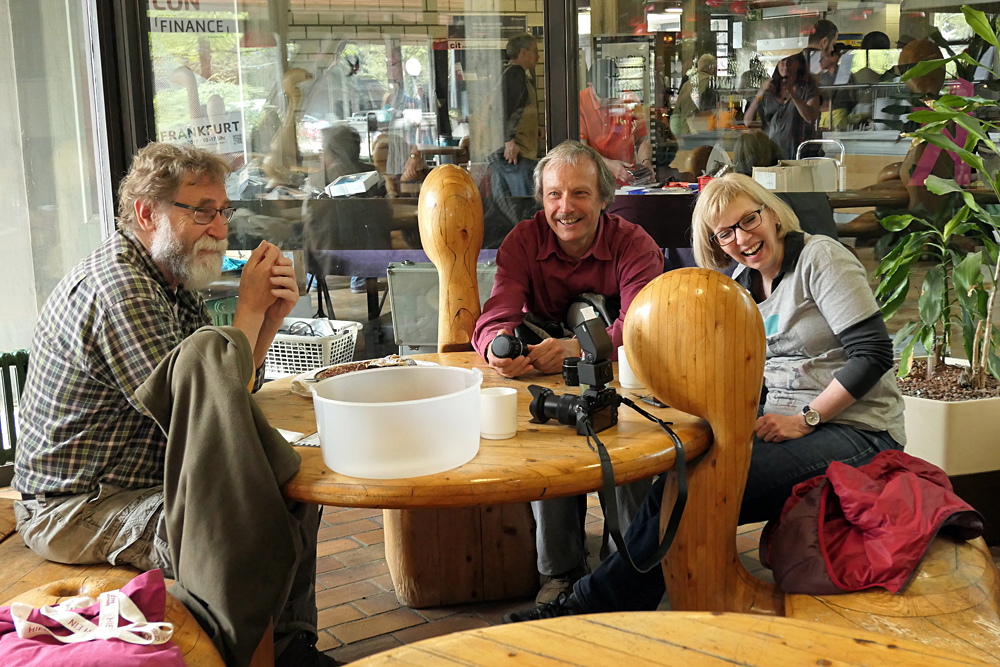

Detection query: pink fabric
xmin=0 ymin=569 xmax=185 ymax=667
xmin=910 ymin=78 xmax=974 ymax=187
xmin=471 ymin=211 xmax=663 ymax=357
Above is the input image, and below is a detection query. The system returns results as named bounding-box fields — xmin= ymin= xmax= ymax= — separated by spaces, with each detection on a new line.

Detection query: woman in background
xmin=744 ymin=53 xmax=819 ymax=159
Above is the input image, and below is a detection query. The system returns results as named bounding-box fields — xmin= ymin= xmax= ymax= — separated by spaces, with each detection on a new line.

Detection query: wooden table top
xmin=257 ymin=352 xmax=712 ymax=508
xmin=350 ymin=611 xmax=990 ymax=666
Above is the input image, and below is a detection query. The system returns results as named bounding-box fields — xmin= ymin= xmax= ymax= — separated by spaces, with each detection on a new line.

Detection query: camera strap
xmin=581 ymin=398 xmax=688 ymax=574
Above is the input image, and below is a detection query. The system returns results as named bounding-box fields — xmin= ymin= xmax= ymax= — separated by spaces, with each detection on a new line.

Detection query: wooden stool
xmin=0 ymin=498 xmax=273 ymax=666
xmin=382 ymin=165 xmax=538 ymax=607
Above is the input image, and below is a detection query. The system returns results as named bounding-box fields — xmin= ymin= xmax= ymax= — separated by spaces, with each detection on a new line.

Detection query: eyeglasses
xmin=711 ymin=205 xmax=765 ymax=246
xmin=172 ymin=201 xmax=236 ymax=226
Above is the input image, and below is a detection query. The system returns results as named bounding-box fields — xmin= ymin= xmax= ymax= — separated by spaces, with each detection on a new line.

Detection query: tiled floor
xmin=310 ymin=495 xmax=771 ymax=664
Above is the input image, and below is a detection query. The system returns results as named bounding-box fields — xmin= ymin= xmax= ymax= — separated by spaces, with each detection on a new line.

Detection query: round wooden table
xmin=349 ymin=612 xmax=990 ymax=666
xmin=255 ymin=352 xmax=712 ymax=509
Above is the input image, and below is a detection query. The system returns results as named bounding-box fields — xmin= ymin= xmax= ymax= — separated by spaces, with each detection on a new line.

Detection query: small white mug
xmin=617 ymin=345 xmax=644 ymax=390
xmin=480 ymin=387 xmax=518 ymax=440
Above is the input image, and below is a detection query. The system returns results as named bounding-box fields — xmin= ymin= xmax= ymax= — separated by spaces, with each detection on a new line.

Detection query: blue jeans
xmin=573 ymin=422 xmax=902 ymax=611
xmin=490 ymin=155 xmax=537 ymax=198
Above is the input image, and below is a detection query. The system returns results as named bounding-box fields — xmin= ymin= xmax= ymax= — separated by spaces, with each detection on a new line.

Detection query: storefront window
xmin=1 ymin=0 xmax=109 ymax=350
xmin=146 ymin=0 xmax=548 ymax=259
xmin=577 ymin=0 xmax=992 ymax=193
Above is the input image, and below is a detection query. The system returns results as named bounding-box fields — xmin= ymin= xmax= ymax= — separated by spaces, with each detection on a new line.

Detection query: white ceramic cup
xmin=617 ymin=345 xmax=644 ymax=390
xmin=480 ymin=387 xmax=519 ymax=440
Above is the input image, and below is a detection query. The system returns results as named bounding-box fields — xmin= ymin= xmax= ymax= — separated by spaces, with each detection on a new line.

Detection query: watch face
xmin=804 ymin=410 xmax=821 ymax=426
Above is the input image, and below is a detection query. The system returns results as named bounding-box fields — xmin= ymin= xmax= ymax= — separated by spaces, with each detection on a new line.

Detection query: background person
xmin=472 ymin=140 xmax=664 ymax=605
xmin=579 ymin=68 xmax=652 ymax=184
xmin=745 ymin=52 xmax=820 ymax=159
xmin=490 ymin=33 xmax=542 ymax=198
xmin=504 ymin=172 xmax=905 ymax=623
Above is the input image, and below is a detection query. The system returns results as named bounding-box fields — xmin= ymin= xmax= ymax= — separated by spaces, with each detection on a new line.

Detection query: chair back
xmin=417 ymin=164 xmax=485 ymax=352
xmin=625 ymin=268 xmax=782 ymax=613
xmin=0 ymin=349 xmax=28 ymax=467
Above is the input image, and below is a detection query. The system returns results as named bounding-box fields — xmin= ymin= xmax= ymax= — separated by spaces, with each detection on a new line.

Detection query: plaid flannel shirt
xmin=13 ymin=231 xmax=212 ymax=495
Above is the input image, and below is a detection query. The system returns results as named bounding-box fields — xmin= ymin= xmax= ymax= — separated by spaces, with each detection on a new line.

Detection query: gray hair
xmin=118 ymin=142 xmax=230 ymax=232
xmin=506 ymin=33 xmax=536 ymax=60
xmin=533 ymin=140 xmax=616 ymax=206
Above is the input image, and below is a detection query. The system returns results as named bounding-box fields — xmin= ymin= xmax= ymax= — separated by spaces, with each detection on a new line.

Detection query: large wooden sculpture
xmin=417 ymin=164 xmax=484 ymax=353
xmin=383 ymin=165 xmax=538 ymax=607
xmin=624 ymin=267 xmax=784 ymax=614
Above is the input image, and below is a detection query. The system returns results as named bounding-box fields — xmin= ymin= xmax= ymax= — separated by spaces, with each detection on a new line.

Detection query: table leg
xmin=383 ymin=504 xmax=538 ymax=608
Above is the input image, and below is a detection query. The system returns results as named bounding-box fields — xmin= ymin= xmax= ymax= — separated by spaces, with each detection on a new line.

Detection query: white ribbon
xmin=10 ymin=587 xmax=174 ymax=645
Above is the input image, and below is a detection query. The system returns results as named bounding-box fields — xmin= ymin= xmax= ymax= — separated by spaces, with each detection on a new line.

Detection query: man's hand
xmin=603 ymin=157 xmax=631 ymax=183
xmin=503 ymin=139 xmax=520 ymax=165
xmin=263 ymin=254 xmax=299 ymax=324
xmin=487 ymin=330 xmax=534 ymax=378
xmin=755 ymin=412 xmax=814 ymax=443
xmin=237 ymin=241 xmax=280 ymax=316
xmin=527 ymin=338 xmax=582 ymax=375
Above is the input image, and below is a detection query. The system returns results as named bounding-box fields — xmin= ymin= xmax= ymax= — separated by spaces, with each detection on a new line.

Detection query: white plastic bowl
xmin=310 ymin=365 xmax=483 ymax=478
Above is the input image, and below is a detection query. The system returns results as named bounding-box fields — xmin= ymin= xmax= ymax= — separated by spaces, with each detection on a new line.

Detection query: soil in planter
xmin=895 ymin=359 xmax=1000 ymax=401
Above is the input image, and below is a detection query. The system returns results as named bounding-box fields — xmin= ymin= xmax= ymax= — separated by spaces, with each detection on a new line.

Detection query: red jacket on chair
xmin=760 ymin=450 xmax=984 ymax=595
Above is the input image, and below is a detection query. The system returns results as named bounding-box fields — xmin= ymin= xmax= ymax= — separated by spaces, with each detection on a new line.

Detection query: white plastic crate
xmin=265 ymin=317 xmax=361 ymax=379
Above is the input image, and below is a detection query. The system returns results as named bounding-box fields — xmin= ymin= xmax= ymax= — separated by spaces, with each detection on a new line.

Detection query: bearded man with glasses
xmin=13 ymin=143 xmax=340 ymax=667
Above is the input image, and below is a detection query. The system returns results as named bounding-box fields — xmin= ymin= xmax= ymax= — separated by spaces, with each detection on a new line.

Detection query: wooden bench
xmin=0 ymin=497 xmax=273 ymax=666
xmin=635 ymin=270 xmax=1000 ymax=661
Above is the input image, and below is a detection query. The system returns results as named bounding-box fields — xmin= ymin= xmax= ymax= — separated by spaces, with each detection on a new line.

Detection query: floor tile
xmin=332 ymin=608 xmax=426 ymax=644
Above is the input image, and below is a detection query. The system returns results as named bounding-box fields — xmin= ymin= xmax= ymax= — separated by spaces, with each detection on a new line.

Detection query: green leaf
xmin=919 ymin=323 xmax=936 ymax=357
xmin=936 ymin=94 xmax=998 ymax=108
xmin=898 ymin=336 xmax=918 ymax=378
xmin=877 ymin=261 xmax=914 ymax=300
xmin=948 ymin=221 xmax=979 ymax=238
xmin=893 ymin=321 xmax=919 ymax=349
xmin=919 ymin=267 xmax=946 ymax=327
xmin=925 ymin=176 xmax=986 ymax=214
xmin=912 ymin=132 xmax=986 ymax=173
xmin=907 ymin=110 xmax=956 ymax=124
xmin=961 ymin=309 xmax=977 ymax=362
xmin=954 ymin=251 xmax=985 ymax=313
xmin=988 ymin=350 xmax=1000 ymax=383
xmin=881 ymin=275 xmax=911 ymax=320
xmin=900 ymin=57 xmax=953 ymax=82
xmin=942 ymin=206 xmax=970 ymax=240
xmin=881 ymin=214 xmax=916 ymax=233
xmin=962 ymin=6 xmax=1000 ymax=50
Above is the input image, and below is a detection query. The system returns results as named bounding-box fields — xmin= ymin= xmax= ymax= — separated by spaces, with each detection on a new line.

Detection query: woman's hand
xmin=755 ymin=412 xmax=814 ymax=443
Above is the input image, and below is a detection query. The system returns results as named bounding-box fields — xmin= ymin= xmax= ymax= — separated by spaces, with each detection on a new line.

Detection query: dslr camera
xmin=527 ymin=309 xmax=619 ymax=436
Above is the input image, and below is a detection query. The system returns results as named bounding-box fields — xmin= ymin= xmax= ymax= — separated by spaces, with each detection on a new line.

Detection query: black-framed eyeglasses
xmin=172 ymin=201 xmax=236 ymax=226
xmin=711 ymin=205 xmax=765 ymax=246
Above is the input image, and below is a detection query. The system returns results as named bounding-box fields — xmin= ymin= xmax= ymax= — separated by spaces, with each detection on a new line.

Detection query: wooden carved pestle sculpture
xmin=383 ymin=164 xmax=537 ymax=607
xmin=417 ymin=164 xmax=485 ymax=353
xmin=624 ymin=267 xmax=783 ymax=614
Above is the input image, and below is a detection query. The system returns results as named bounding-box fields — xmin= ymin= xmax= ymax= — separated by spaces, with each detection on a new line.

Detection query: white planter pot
xmin=902 ymin=393 xmax=1000 ymax=476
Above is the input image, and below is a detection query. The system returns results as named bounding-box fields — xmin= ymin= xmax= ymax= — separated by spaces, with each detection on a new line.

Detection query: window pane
xmin=578 ymin=0 xmax=989 ymax=198
xmin=147 ymin=1 xmax=547 ymax=359
xmin=0 ymin=0 xmax=107 ymax=350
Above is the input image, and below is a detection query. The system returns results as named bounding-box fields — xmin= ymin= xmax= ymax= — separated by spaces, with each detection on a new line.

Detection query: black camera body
xmin=528 ymin=313 xmax=619 ymax=436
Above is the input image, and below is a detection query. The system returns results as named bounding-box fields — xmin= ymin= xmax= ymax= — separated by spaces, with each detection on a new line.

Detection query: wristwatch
xmin=801 ymin=405 xmax=822 ymax=427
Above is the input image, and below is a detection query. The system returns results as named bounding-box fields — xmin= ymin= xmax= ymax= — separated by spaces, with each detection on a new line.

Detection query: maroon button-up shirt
xmin=472 ymin=210 xmax=663 ymax=359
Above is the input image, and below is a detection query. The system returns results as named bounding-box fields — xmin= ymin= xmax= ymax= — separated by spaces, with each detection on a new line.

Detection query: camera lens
xmin=490 ymin=334 xmax=525 ymax=359
xmin=562 ymin=358 xmax=580 ymax=387
xmin=529 ymin=386 xmax=583 ymax=427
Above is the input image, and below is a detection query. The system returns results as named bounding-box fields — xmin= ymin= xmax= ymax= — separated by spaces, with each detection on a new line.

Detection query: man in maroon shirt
xmin=472 ymin=140 xmax=663 ymax=603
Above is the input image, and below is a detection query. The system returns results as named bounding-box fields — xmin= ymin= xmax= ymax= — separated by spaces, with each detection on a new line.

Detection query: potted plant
xmin=873 ymin=5 xmax=1000 ymax=543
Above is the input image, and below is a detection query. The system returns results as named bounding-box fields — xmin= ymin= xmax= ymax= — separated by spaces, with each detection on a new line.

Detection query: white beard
xmin=150 ymin=216 xmax=227 ymax=291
